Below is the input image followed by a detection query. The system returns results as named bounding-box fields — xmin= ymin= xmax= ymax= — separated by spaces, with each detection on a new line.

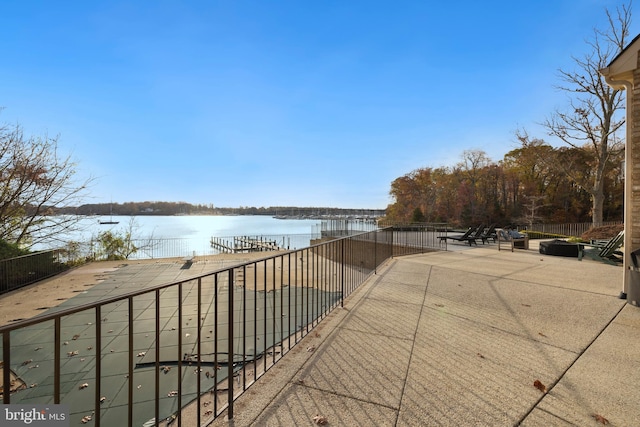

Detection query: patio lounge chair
xmin=467 ymin=224 xmax=487 ymax=245
xmin=479 ymin=224 xmax=497 ymax=244
xmin=577 ymin=231 xmax=624 ymax=265
xmin=497 ymin=228 xmax=529 ymax=252
xmin=438 ymin=225 xmax=482 ymax=246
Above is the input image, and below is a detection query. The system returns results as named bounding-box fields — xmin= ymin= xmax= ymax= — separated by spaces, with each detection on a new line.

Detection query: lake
xmin=38 ymin=215 xmax=377 ymax=258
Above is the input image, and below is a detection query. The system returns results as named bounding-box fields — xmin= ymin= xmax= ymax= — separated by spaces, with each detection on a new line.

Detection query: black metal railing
xmin=523 ymin=221 xmax=622 ymax=238
xmin=0 ymin=226 xmax=437 ymax=426
xmin=0 ymin=249 xmax=69 ymax=295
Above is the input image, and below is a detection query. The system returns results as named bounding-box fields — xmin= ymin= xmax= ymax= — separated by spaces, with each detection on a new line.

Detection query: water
xmin=37 ymin=215 xmax=324 ymax=257
xmin=93 ymin=215 xmax=322 ymax=239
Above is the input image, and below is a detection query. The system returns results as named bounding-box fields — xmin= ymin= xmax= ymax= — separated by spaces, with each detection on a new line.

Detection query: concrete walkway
xmin=211 ymin=242 xmax=640 ymax=426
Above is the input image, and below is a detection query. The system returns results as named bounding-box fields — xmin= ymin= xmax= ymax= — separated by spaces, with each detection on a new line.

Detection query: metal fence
xmin=0 ymin=250 xmax=68 ymax=295
xmin=319 ymin=218 xmax=380 ymax=237
xmin=523 ymin=221 xmax=623 ymax=237
xmin=0 ymin=226 xmax=437 ymax=426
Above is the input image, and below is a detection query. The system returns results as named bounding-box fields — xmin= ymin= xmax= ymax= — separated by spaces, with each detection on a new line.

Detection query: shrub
xmin=0 ymin=239 xmax=30 ymax=260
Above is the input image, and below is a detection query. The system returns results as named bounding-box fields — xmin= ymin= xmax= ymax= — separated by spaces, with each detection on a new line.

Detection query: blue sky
xmin=1 ymin=1 xmax=635 ymax=209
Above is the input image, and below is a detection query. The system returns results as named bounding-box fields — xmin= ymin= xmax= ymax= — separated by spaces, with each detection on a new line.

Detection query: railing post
xmin=2 ymin=332 xmax=10 ymax=404
xmin=128 ymin=297 xmax=134 ymax=427
xmin=95 ymin=306 xmax=102 ymax=427
xmin=197 ymin=278 xmax=202 ymax=423
xmin=227 ymin=268 xmax=234 ymax=420
xmin=54 ymin=317 xmax=61 ymax=404
xmin=154 ymin=289 xmax=160 ymax=426
xmin=340 ymin=239 xmax=345 ymax=308
xmin=391 ymin=226 xmax=395 ymax=258
xmin=177 ymin=284 xmax=183 ymax=426
xmin=374 ymin=230 xmax=378 ymax=274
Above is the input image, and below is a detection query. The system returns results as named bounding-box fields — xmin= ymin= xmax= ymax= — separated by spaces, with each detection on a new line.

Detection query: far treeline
xmin=385 ymin=144 xmax=623 ymax=227
xmin=55 ymin=203 xmax=385 ymax=218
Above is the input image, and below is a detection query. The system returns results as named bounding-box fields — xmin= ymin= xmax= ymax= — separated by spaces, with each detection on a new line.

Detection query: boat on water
xmin=100 ymin=203 xmax=119 ymax=224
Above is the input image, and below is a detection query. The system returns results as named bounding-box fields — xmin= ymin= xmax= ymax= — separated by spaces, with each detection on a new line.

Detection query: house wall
xmin=601 ymin=39 xmax=640 ymax=305
xmin=624 ymin=53 xmax=640 ymax=300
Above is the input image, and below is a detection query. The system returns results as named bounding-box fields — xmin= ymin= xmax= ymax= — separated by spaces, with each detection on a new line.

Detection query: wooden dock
xmin=210 ymin=236 xmax=283 ymax=253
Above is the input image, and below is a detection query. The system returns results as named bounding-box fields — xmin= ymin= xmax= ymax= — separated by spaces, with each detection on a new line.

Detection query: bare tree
xmin=519 ymin=195 xmax=547 ymax=228
xmin=543 ymin=2 xmax=631 ymax=226
xmin=0 ymin=122 xmax=93 ymax=248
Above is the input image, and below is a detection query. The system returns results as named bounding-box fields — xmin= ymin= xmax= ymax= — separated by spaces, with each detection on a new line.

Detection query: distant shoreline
xmin=51 ymin=203 xmax=387 ymax=218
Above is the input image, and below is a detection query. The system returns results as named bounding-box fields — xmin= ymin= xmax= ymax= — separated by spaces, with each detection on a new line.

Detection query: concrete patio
xmin=209 ymin=241 xmax=639 ymax=426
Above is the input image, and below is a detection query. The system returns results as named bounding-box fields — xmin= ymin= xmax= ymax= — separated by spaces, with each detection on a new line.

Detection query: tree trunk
xmin=592 ymin=186 xmax=605 ymax=226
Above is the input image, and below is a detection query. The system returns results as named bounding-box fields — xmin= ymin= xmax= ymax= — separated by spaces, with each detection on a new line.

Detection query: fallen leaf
xmin=72 ymin=334 xmax=80 ymax=340
xmin=477 ymin=353 xmax=485 ymax=359
xmin=533 ymin=379 xmax=547 ymax=393
xmin=592 ymin=414 xmax=609 ymax=424
xmin=306 ymin=346 xmax=316 ymax=352
xmin=313 ymin=414 xmax=328 ymax=425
